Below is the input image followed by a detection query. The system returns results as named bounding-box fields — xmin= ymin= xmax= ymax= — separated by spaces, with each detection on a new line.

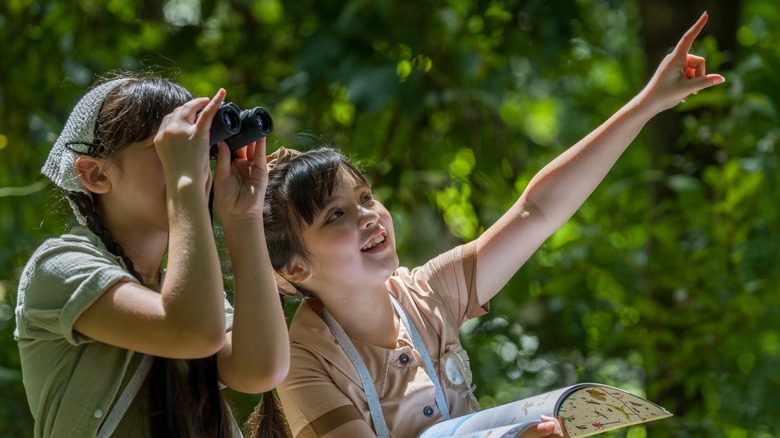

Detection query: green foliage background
xmin=1 ymin=0 xmax=778 ymax=436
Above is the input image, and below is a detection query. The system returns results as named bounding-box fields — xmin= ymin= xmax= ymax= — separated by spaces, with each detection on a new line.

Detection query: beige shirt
xmin=279 ymin=242 xmax=488 ymax=438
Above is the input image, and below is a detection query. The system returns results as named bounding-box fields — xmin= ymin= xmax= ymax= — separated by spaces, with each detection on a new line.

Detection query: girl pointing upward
xmin=251 ymin=12 xmax=723 ymax=438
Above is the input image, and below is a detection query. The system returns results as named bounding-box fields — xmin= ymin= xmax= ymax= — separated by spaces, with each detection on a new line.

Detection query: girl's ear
xmin=75 ymin=156 xmax=111 ymax=194
xmin=280 ymin=259 xmax=312 ymax=284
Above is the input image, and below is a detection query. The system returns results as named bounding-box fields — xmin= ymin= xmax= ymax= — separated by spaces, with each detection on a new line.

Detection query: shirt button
xmin=399 ymin=354 xmax=410 ymax=365
xmin=93 ymin=409 xmax=104 ymax=418
xmin=423 ymin=406 xmax=434 ymax=417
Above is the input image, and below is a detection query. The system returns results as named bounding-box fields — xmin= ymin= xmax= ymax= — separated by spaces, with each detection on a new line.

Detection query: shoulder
xmin=286 ymin=299 xmax=362 ymax=385
xmin=396 ymin=242 xmax=475 ymax=279
xmin=15 ymin=226 xmax=137 ymax=340
xmin=19 ymin=226 xmax=129 ymax=294
xmin=25 ymin=226 xmax=122 ymax=269
xmin=287 ymin=299 xmax=334 ymax=361
xmin=287 ymin=299 xmax=339 ymax=362
xmin=388 ymin=241 xmax=483 ymax=329
xmin=390 ymin=241 xmax=476 ymax=296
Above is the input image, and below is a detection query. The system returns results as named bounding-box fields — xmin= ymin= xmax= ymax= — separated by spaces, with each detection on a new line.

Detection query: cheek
xmin=327 ymin=232 xmax=357 ymax=255
xmin=307 ymin=230 xmax=355 ymax=261
xmin=381 ymin=212 xmax=395 ymax=236
xmin=150 ymin=160 xmax=168 ymax=187
xmin=147 ymin=167 xmax=167 ymax=197
xmin=135 ymin=165 xmax=168 ymax=206
xmin=138 ymin=149 xmax=166 ymax=188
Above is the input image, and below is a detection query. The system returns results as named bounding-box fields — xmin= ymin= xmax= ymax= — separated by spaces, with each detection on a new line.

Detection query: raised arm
xmin=213 ymin=136 xmax=290 ymax=393
xmin=74 ymin=90 xmax=230 ymax=358
xmin=474 ymin=12 xmax=724 ymax=305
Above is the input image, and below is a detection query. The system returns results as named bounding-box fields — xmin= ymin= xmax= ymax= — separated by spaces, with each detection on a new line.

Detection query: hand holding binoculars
xmin=208 ymin=102 xmax=273 ymax=159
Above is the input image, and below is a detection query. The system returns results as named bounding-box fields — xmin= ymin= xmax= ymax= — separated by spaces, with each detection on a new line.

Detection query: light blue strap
xmin=97 ymin=354 xmax=153 ymax=438
xmin=388 ymin=295 xmax=451 ymax=420
xmin=323 ymin=309 xmax=390 ymax=438
xmin=323 ymin=295 xmax=452 ymax=437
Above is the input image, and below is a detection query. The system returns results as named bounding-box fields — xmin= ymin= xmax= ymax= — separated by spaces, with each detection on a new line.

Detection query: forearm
xmin=162 ymin=179 xmax=226 ymax=345
xmin=475 ymin=13 xmax=723 ymax=304
xmin=475 ymin=94 xmax=660 ymax=303
xmin=218 ymin=219 xmax=290 ymax=393
xmin=519 ymin=93 xmax=658 ymax=228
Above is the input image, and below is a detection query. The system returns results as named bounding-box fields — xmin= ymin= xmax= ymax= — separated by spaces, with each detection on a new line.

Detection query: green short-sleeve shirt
xmin=14 ymin=225 xmax=234 ymax=437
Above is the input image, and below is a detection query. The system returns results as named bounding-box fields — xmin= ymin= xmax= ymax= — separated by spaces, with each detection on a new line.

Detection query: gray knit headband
xmin=42 ymin=78 xmax=130 ymax=223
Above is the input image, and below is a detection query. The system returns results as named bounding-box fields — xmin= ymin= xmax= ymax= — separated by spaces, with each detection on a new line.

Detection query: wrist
xmin=221 ymin=216 xmax=264 ymax=238
xmin=626 ymin=89 xmax=665 ymax=121
xmin=166 ymin=176 xmax=210 ymax=216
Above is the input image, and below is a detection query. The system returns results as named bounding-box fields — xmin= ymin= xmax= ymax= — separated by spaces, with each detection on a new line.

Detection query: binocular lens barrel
xmin=209 ymin=102 xmax=274 ymax=159
xmin=224 ymin=107 xmax=274 ymax=151
xmin=209 ymin=103 xmax=242 ymax=145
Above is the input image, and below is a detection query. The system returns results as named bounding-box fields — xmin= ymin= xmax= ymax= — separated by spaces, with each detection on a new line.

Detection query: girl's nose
xmin=358 ymin=206 xmax=380 ymax=228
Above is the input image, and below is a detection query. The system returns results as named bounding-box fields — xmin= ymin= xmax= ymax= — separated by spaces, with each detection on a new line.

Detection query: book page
xmin=418 ymin=387 xmax=571 ymax=438
xmin=446 ymin=422 xmax=538 ymax=438
xmin=557 ymin=385 xmax=673 ymax=437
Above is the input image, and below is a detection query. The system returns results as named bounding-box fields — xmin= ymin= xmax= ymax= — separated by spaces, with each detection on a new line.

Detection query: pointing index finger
xmin=673 ymin=12 xmax=708 ymax=56
xmin=195 ymin=88 xmax=227 ymax=129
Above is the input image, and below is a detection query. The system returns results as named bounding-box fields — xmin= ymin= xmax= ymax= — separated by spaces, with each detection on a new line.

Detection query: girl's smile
xmin=296 ymin=167 xmax=399 ymax=294
xmin=361 ymin=229 xmax=388 ymax=252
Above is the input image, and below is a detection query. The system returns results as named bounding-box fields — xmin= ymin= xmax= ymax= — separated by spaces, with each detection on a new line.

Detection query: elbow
xmin=228 ymin=354 xmax=290 ymax=394
xmin=266 ymin=355 xmax=291 ymax=389
xmin=248 ymin=356 xmax=291 ymax=394
xmin=175 ymin=324 xmax=227 ymax=358
xmin=161 ymin=295 xmax=228 ymax=357
xmin=256 ymin=359 xmax=290 ymax=393
xmin=199 ymin=329 xmax=228 ymax=357
xmin=517 ymin=197 xmax=570 ymax=232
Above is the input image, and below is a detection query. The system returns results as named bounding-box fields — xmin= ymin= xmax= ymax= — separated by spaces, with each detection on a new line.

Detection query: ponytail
xmin=244 ymin=390 xmax=290 ymax=438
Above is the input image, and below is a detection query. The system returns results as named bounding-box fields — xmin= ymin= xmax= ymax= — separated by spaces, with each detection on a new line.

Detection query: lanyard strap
xmin=322 ymin=295 xmax=451 ymax=437
xmin=388 ymin=295 xmax=451 ymax=420
xmin=97 ymin=354 xmax=153 ymax=438
xmin=322 ymin=310 xmax=390 ymax=438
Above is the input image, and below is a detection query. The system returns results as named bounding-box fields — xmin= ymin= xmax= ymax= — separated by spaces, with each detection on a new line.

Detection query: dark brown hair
xmin=67 ymin=73 xmax=233 ymax=437
xmin=263 ymin=147 xmax=368 ymax=272
xmin=244 ymin=147 xmax=368 ymax=437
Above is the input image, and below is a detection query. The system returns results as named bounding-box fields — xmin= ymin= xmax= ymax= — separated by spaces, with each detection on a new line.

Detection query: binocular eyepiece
xmin=209 ymin=102 xmax=273 ymax=159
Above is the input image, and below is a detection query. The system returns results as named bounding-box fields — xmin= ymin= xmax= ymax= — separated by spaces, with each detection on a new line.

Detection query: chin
xmin=385 ymin=255 xmax=400 ymax=276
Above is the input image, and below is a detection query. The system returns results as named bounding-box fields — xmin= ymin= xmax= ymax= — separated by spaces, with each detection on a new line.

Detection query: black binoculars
xmin=208 ymin=102 xmax=273 ymax=159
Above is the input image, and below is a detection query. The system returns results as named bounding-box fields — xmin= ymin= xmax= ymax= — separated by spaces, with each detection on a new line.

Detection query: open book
xmin=418 ymin=383 xmax=672 ymax=438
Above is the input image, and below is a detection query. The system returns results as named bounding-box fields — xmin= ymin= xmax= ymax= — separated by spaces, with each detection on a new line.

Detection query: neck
xmin=100 ymin=224 xmax=167 ymax=285
xmin=94 ymin=196 xmax=169 ymax=285
xmin=322 ymin=287 xmax=399 ymax=349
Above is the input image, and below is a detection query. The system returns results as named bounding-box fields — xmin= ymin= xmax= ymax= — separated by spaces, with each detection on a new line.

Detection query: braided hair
xmin=65 ymin=74 xmax=233 ymax=437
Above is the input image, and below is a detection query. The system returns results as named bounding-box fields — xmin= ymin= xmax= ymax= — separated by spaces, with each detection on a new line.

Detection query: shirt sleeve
xmin=15 ymin=236 xmax=138 ymax=345
xmin=278 ymin=344 xmax=364 ymax=438
xmin=409 ymin=241 xmax=486 ymax=327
